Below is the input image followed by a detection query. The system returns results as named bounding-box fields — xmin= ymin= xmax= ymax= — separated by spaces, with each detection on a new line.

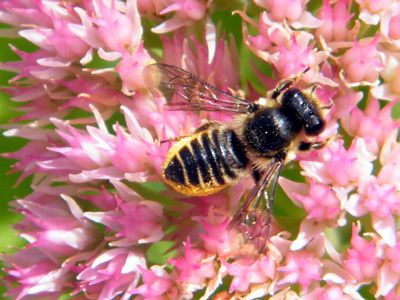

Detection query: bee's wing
xmin=230 ymin=159 xmax=284 ymax=253
xmin=144 ymin=63 xmax=251 ymax=113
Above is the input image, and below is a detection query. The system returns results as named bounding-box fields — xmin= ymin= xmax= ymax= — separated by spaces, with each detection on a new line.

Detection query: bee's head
xmin=280 ymin=88 xmax=325 ymax=136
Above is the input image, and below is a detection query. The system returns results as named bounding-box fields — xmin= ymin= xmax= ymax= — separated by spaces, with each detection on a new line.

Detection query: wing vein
xmin=146 ymin=63 xmax=251 ymax=114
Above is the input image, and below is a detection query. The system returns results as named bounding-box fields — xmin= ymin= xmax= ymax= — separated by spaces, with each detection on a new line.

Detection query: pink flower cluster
xmin=1 ymin=0 xmax=399 ymax=299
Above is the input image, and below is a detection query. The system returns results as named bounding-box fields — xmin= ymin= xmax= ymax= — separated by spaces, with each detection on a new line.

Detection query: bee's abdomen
xmin=163 ymin=127 xmax=249 ymax=196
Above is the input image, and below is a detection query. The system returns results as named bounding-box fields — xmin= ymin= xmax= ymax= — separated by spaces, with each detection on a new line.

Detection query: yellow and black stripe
xmin=162 ymin=127 xmax=249 ymax=196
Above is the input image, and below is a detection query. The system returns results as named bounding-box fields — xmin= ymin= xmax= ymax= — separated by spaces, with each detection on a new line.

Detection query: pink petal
xmin=372 ymin=216 xmax=396 ymax=247
xmin=291 ymin=219 xmax=326 ymax=251
xmin=376 ymin=263 xmax=400 ymax=296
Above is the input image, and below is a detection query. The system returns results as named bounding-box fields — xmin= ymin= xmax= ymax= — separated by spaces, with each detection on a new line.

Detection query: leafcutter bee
xmin=144 ymin=63 xmax=330 ymax=252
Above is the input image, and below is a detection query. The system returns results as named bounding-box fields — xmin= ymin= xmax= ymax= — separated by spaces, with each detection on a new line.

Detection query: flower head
xmin=278 ymin=250 xmax=322 ymax=291
xmin=224 ymin=256 xmax=271 ymax=293
xmin=340 ymin=37 xmax=383 ymax=86
xmin=169 ymin=239 xmax=216 ymax=290
xmin=315 ymin=0 xmax=356 ymax=42
xmin=343 ymin=224 xmax=380 ymax=283
xmin=151 ymin=0 xmax=207 ymax=34
xmin=376 ymin=235 xmax=400 ymax=296
xmin=130 ymin=266 xmax=176 ymax=299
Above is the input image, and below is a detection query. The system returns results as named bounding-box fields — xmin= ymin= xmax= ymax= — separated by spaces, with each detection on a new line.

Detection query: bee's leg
xmin=160 ymin=136 xmax=189 ymax=144
xmin=227 ymin=87 xmax=246 ymax=99
xmin=298 ymin=136 xmax=333 ymax=151
xmin=230 ymin=159 xmax=284 ymax=253
xmin=271 ymin=79 xmax=295 ymax=100
xmin=302 ymin=83 xmax=326 ymax=105
xmin=270 ymin=66 xmax=311 ymax=100
xmin=194 ymin=121 xmax=221 ymax=133
xmin=303 ymin=83 xmax=318 ymax=97
xmin=252 ymin=168 xmax=261 ymax=183
xmin=161 ymin=121 xmax=222 ymax=144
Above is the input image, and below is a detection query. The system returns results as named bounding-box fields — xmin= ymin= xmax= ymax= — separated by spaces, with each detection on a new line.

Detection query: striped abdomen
xmin=162 ymin=126 xmax=249 ymax=196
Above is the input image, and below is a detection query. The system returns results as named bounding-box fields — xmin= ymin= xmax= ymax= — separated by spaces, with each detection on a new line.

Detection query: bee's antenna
xmin=302 ymin=66 xmax=311 ymax=74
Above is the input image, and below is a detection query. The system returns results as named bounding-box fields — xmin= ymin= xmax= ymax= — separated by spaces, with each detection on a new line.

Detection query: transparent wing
xmin=230 ymin=159 xmax=284 ymax=253
xmin=144 ymin=63 xmax=251 ymax=113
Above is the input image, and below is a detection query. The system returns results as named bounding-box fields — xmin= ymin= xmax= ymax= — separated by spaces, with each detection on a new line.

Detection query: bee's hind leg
xmin=160 ymin=136 xmax=189 ymax=144
xmin=160 ymin=121 xmax=222 ymax=144
xmin=194 ymin=121 xmax=221 ymax=133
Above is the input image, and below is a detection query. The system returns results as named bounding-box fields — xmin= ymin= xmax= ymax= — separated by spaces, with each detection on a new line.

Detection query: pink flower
xmin=253 ymin=0 xmax=321 ymax=28
xmin=371 ymin=55 xmax=400 ymax=101
xmin=300 ymin=139 xmax=374 ymax=187
xmin=315 ymin=0 xmax=356 ymax=42
xmin=169 ymin=239 xmax=216 ymax=290
xmin=239 ymin=12 xmax=333 ymax=86
xmin=16 ymin=194 xmax=100 ymax=255
xmin=160 ymin=24 xmax=240 ymax=92
xmin=130 ymin=266 xmax=176 ymax=299
xmin=58 ymin=75 xmax=128 ymax=110
xmin=330 ymin=88 xmax=362 ymax=119
xmin=347 ymin=176 xmax=400 ymax=246
xmin=340 ymin=37 xmax=383 ymax=85
xmin=3 ymin=137 xmax=55 ymax=185
xmin=376 ymin=236 xmax=400 ymax=296
xmin=384 ymin=289 xmax=400 ymax=300
xmin=29 ymin=16 xmax=89 ymax=60
xmin=255 ymin=0 xmax=307 ymax=22
xmin=160 ymin=31 xmax=185 ymax=67
xmin=379 ymin=3 xmax=400 ymax=51
xmin=127 ymin=91 xmax=199 ymax=141
xmin=359 ymin=180 xmax=400 ymax=219
xmin=137 ymin=0 xmax=164 ymax=16
xmin=152 ymin=0 xmax=207 ymax=34
xmin=302 ymin=285 xmax=355 ymax=300
xmin=42 ymin=104 xmax=165 ymax=183
xmin=341 ymin=96 xmax=400 ymax=150
xmin=195 ymin=209 xmax=235 ymax=256
xmin=2 ymin=248 xmax=71 ymax=300
xmin=116 ymin=45 xmax=153 ymax=93
xmin=388 ymin=13 xmax=400 ymax=40
xmin=278 ymin=250 xmax=322 ymax=291
xmin=355 ymin=0 xmax=395 ymax=24
xmin=85 ymin=194 xmax=165 ymax=246
xmin=343 ymin=224 xmax=380 ymax=283
xmin=1 ymin=194 xmax=100 ymax=300
xmin=294 ymin=182 xmax=341 ymax=222
xmin=0 ymin=1 xmax=53 ymax=27
xmin=358 ymin=0 xmax=393 ymax=14
xmin=280 ymin=178 xmax=347 ymax=250
xmin=91 ymin=0 xmax=142 ymax=52
xmin=275 ymin=36 xmax=317 ymax=78
xmin=76 ymin=248 xmax=146 ymax=299
xmin=224 ymin=256 xmax=274 ymax=293
xmin=242 ymin=12 xmax=288 ymax=52
xmin=379 ymin=135 xmax=400 ymax=191
xmin=2 ymin=1 xmax=89 ymax=61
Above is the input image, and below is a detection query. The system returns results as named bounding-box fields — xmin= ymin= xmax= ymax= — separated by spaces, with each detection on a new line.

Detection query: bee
xmin=144 ymin=63 xmax=330 ymax=252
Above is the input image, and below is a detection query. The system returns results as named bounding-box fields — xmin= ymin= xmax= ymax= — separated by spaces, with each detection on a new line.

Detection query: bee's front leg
xmin=298 ymin=136 xmax=334 ymax=151
xmin=270 ymin=67 xmax=311 ymax=100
